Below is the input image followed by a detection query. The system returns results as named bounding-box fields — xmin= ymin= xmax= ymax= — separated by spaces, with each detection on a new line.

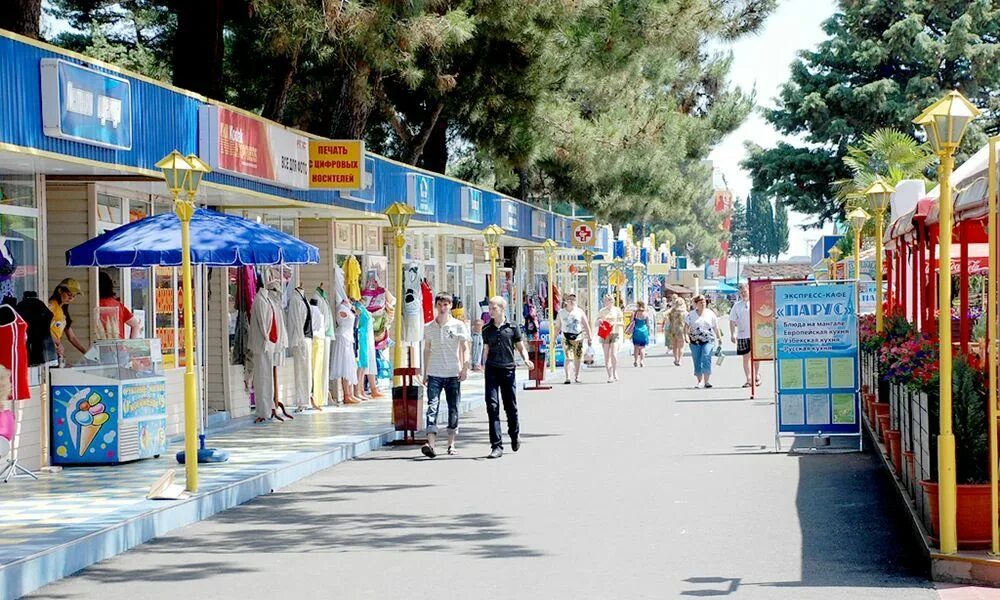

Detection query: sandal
xmin=742 ymin=382 xmax=751 ymax=388
xmin=447 ymin=445 xmax=458 ymax=455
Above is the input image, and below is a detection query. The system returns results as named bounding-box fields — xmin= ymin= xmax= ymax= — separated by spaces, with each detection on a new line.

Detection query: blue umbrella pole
xmin=176 ymin=434 xmax=229 ymax=464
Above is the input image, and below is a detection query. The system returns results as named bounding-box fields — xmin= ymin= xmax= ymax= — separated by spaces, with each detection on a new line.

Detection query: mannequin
xmin=250 ymin=274 xmax=292 ymax=423
xmin=314 ymin=285 xmax=334 ymax=405
xmin=329 ymin=264 xmax=359 ymax=403
xmin=286 ymin=283 xmax=313 ymax=411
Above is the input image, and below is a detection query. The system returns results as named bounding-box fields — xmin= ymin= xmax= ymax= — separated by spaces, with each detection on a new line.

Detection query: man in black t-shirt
xmin=482 ymin=296 xmax=531 ymax=458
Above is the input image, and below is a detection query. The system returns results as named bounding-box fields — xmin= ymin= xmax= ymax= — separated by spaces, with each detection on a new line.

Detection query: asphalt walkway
xmin=26 ymin=346 xmax=970 ymax=599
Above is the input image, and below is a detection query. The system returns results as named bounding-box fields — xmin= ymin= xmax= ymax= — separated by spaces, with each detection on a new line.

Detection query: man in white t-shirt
xmin=729 ymin=283 xmax=759 ymax=388
xmin=421 ymin=293 xmax=470 ymax=458
xmin=555 ymin=294 xmax=592 ymax=385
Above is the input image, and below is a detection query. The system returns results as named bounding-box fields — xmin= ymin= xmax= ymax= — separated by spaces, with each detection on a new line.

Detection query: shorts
xmin=737 ymin=338 xmax=751 ymax=355
xmin=602 ymin=333 xmax=620 ymax=344
xmin=563 ymin=336 xmax=584 ymax=359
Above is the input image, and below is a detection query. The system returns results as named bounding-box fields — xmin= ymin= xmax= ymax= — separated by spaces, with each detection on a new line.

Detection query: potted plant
xmin=920 ymin=353 xmax=991 ymax=548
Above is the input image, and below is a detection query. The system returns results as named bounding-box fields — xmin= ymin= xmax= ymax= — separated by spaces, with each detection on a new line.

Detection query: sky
xmin=708 ymin=0 xmax=839 ymax=259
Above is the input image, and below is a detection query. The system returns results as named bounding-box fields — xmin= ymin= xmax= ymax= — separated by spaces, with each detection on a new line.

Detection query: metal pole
xmin=876 ymin=209 xmax=886 ymax=333
xmin=488 ymin=245 xmax=497 ymax=298
xmin=393 ymin=231 xmax=405 ymax=387
xmin=854 ymin=229 xmax=862 ymax=288
xmin=548 ymin=254 xmax=556 ymax=372
xmin=988 ymin=137 xmax=999 ymax=555
xmin=938 ymin=149 xmax=957 ymax=555
xmin=176 ymin=194 xmax=199 ymax=492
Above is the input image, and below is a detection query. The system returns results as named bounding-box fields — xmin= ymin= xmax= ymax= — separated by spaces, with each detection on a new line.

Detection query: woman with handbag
xmin=596 ymin=294 xmax=624 ymax=383
xmin=625 ymin=300 xmax=652 ymax=367
xmin=555 ymin=294 xmax=592 ymax=384
xmin=683 ymin=295 xmax=722 ymax=388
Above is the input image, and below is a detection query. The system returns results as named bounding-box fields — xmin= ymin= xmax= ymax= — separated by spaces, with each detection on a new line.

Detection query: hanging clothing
xmin=0 ymin=239 xmax=15 ymax=301
xmin=362 ymin=274 xmax=390 ymax=350
xmin=344 ymin=255 xmax=362 ymax=302
xmin=310 ymin=297 xmax=329 ymax=404
xmin=421 ymin=279 xmax=434 ymax=324
xmin=355 ymin=301 xmax=372 ymax=370
xmin=329 ymin=265 xmax=358 ymax=383
xmin=402 ymin=264 xmax=423 ymax=343
xmin=286 ymin=288 xmax=312 ymax=408
xmin=0 ymin=306 xmax=30 ymax=401
xmin=15 ymin=294 xmax=55 ymax=367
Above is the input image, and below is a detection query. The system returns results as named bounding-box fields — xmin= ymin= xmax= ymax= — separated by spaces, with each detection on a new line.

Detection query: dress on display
xmin=249 ymin=280 xmax=283 ymax=419
xmin=329 ymin=265 xmax=358 ymax=384
xmin=286 ymin=287 xmax=313 ymax=407
xmin=0 ymin=305 xmax=29 ymax=401
xmin=354 ymin=301 xmax=372 ymax=370
xmin=362 ymin=274 xmax=390 ymax=350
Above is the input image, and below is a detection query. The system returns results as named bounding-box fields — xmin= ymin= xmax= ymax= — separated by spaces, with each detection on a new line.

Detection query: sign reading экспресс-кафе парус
xmin=774 ymin=283 xmax=860 ymax=436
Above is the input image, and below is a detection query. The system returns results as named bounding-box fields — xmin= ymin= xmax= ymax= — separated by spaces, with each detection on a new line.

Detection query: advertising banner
xmin=749 ymin=279 xmax=776 ymax=360
xmin=40 ymin=58 xmax=132 ymax=150
xmin=774 ymin=282 xmax=860 ymax=435
xmin=308 ymin=140 xmax=364 ymax=189
xmin=858 ymin=281 xmax=877 ymax=314
xmin=198 ymin=105 xmax=309 ymax=189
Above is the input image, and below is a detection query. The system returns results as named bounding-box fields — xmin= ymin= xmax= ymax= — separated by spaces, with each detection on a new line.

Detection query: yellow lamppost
xmin=386 ymin=202 xmax=416 ymax=387
xmin=582 ymin=249 xmax=595 ymax=327
xmin=483 ymin=224 xmax=505 ymax=298
xmin=848 ymin=207 xmax=870 ymax=282
xmin=913 ymin=90 xmax=981 ymax=555
xmin=864 ymin=180 xmax=894 ymax=333
xmin=156 ymin=150 xmax=209 ymax=492
xmin=828 ymin=246 xmax=843 ymax=280
xmin=542 ymin=238 xmax=559 ymax=372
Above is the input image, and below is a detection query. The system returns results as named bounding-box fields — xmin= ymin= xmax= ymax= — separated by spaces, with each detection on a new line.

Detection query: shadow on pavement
xmin=679 ymin=447 xmax=931 ymax=597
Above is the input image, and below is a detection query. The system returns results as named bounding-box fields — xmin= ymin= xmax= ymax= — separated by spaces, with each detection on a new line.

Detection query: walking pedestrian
xmin=555 ymin=294 xmax=592 ymax=384
xmin=482 ymin=295 xmax=531 ymax=459
xmin=421 ymin=293 xmax=470 ymax=458
xmin=625 ymin=300 xmax=652 ymax=367
xmin=730 ymin=283 xmax=759 ymax=388
xmin=596 ymin=294 xmax=624 ymax=382
xmin=666 ymin=297 xmax=688 ymax=366
xmin=684 ymin=295 xmax=722 ymax=388
xmin=470 ymin=318 xmax=485 ymax=371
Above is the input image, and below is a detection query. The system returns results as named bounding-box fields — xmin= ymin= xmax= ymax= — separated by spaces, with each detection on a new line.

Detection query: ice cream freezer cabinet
xmin=50 ymin=372 xmax=168 ymax=465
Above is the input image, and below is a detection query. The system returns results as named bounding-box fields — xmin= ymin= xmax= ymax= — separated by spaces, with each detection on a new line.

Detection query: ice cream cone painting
xmin=72 ymin=392 xmax=111 ymax=455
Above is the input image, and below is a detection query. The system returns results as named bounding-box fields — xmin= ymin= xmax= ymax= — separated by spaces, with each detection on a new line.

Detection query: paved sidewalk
xmin=28 ymin=347 xmax=946 ymax=599
xmin=0 ymin=376 xmax=486 ymax=598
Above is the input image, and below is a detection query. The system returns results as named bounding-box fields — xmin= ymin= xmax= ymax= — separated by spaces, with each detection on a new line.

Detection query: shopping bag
xmin=714 ymin=344 xmax=726 ymax=366
xmin=597 ymin=320 xmax=612 ymax=340
xmin=0 ymin=409 xmax=14 ymax=442
xmin=583 ymin=345 xmax=595 ymax=366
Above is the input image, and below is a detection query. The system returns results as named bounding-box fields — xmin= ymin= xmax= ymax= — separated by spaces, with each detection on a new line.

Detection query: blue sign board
xmin=343 ymin=156 xmax=376 ymax=204
xmin=40 ymin=58 xmax=133 ymax=150
xmin=462 ymin=187 xmax=483 ymax=223
xmin=774 ymin=282 xmax=860 ymax=435
xmin=502 ymin=200 xmax=518 ymax=231
xmin=407 ymin=172 xmax=435 ymax=215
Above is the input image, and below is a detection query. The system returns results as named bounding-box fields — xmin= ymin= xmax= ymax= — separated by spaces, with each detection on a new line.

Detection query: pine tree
xmin=728 ymin=198 xmax=750 ymax=280
xmin=773 ymin=200 xmax=790 ymax=259
xmin=743 ymin=0 xmax=1000 ymax=225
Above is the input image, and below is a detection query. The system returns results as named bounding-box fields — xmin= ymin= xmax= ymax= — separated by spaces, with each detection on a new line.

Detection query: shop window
xmin=0 ymin=213 xmax=39 ymax=303
xmin=154 ymin=267 xmax=178 ymax=368
xmin=97 ymin=193 xmax=124 ymax=225
xmin=0 ymin=175 xmax=36 ymax=209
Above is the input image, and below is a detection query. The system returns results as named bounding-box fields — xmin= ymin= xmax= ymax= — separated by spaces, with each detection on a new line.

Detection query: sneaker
xmin=511 ymin=437 xmax=520 ymax=452
xmin=564 ymin=379 xmax=571 ymax=385
xmin=704 ymin=383 xmax=714 ymax=389
xmin=421 ymin=444 xmax=437 ymax=459
xmin=488 ymin=447 xmax=503 ymax=459
xmin=447 ymin=445 xmax=458 ymax=455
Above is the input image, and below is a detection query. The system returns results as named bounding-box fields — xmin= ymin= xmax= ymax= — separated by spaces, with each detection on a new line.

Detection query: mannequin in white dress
xmin=329 ymin=264 xmax=359 ymax=404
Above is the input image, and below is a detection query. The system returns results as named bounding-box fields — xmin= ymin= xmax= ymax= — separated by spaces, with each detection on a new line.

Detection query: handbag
xmin=597 ymin=320 xmax=612 ymax=339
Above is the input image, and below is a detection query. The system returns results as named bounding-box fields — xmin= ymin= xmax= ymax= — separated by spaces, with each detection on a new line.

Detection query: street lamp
xmin=864 ymin=179 xmax=894 ymax=333
xmin=582 ymin=249 xmax=595 ymax=327
xmin=156 ymin=150 xmax=209 ymax=492
xmin=913 ymin=90 xmax=981 ymax=556
xmin=386 ymin=202 xmax=416 ymax=387
xmin=828 ymin=246 xmax=843 ymax=280
xmin=848 ymin=207 xmax=870 ymax=283
xmin=542 ymin=238 xmax=559 ymax=372
xmin=482 ymin=224 xmax=505 ymax=298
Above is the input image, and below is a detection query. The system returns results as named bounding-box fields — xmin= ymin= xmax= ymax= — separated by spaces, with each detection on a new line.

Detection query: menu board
xmin=774 ymin=282 xmax=860 ymax=435
xmin=749 ymin=279 xmax=776 ymax=360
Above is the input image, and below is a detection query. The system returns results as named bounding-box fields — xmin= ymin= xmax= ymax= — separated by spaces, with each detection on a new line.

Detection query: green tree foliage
xmin=744 ymin=0 xmax=1000 ymax=225
xmin=728 ymin=197 xmax=750 ymax=278
xmin=772 ymin=200 xmax=789 ymax=258
xmin=41 ymin=0 xmax=778 ymax=244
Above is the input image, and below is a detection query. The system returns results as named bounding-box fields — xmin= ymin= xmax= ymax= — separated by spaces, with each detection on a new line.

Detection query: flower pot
xmin=876 ymin=413 xmax=891 ymax=441
xmin=920 ymin=481 xmax=997 ymax=549
xmin=885 ymin=429 xmax=902 ymax=474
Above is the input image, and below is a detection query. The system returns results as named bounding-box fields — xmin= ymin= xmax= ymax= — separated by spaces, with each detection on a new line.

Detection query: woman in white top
xmin=596 ymin=294 xmax=625 ymax=383
xmin=683 ymin=294 xmax=722 ymax=388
